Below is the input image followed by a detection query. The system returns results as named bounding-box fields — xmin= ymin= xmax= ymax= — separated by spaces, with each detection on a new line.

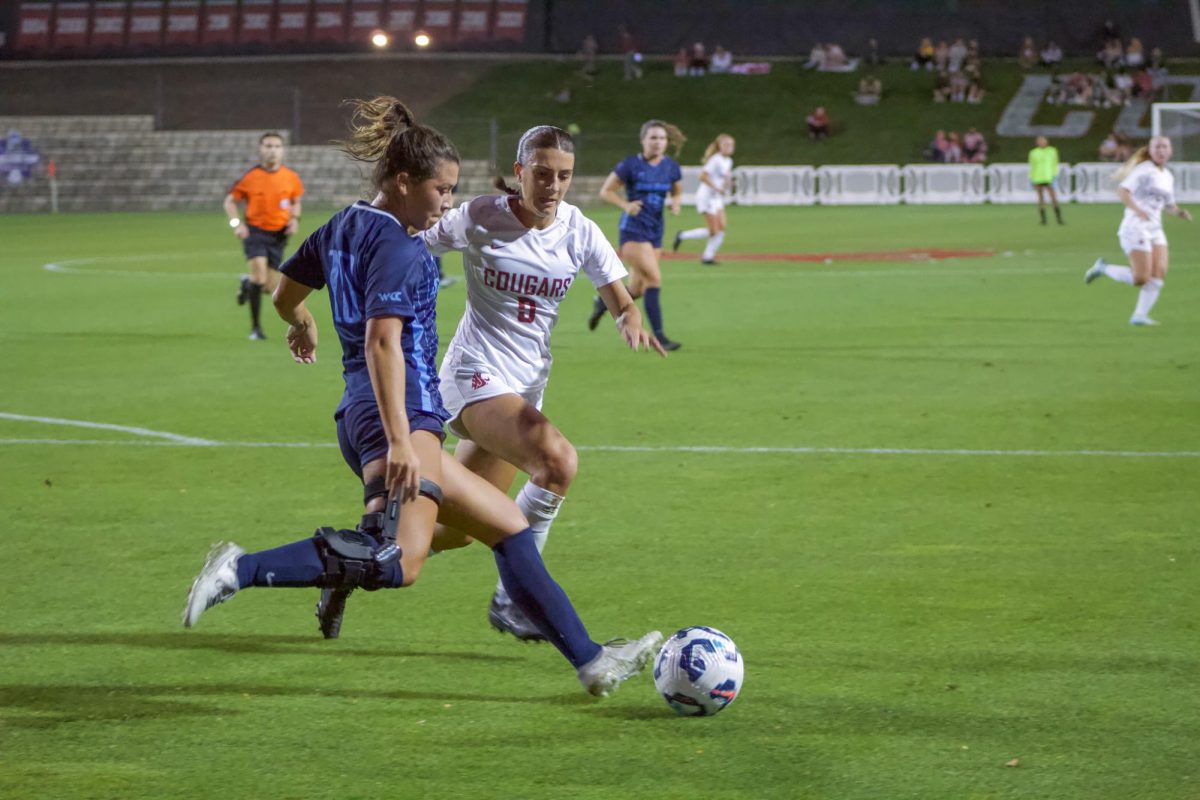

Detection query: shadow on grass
xmin=0 ymin=680 xmax=578 ymax=728
xmin=0 ymin=631 xmax=525 ymax=662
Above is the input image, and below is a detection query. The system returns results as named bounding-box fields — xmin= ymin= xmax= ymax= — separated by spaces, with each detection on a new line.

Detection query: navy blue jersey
xmin=281 ymin=201 xmax=447 ymax=420
xmin=614 ymin=154 xmax=682 ymax=243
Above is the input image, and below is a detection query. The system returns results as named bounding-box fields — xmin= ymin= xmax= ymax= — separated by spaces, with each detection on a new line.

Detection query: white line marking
xmin=0 ymin=413 xmax=217 ymax=446
xmin=42 ymin=251 xmax=233 ymax=279
xmin=0 ymin=436 xmax=1196 ymax=459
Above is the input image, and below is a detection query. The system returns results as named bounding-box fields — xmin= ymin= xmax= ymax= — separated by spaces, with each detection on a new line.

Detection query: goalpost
xmin=1151 ymin=102 xmax=1200 ymax=161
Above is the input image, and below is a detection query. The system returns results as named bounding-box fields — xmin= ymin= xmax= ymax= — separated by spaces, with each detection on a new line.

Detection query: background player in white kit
xmin=1084 ymin=136 xmax=1192 ymax=325
xmin=422 ymin=125 xmax=666 ymax=639
xmin=673 ymin=134 xmax=736 ymax=264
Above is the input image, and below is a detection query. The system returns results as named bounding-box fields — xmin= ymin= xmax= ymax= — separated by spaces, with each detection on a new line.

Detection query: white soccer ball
xmin=653 ymin=626 xmax=744 ymax=716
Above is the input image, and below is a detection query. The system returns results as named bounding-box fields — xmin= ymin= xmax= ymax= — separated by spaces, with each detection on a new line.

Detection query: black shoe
xmin=657 ymin=335 xmax=682 ymax=352
xmin=701 ymin=258 xmax=717 ymax=266
xmin=587 ymin=296 xmax=607 ymax=331
xmin=316 ymin=587 xmax=353 ymax=639
xmin=672 ymin=232 xmax=684 ymax=253
xmin=236 ymin=276 xmax=250 ymax=306
xmin=248 ymin=327 xmax=267 ymax=341
xmin=488 ymin=596 xmax=547 ymax=642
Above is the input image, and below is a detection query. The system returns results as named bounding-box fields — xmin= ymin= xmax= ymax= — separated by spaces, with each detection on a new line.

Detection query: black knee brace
xmin=363 ymin=476 xmax=445 ymax=507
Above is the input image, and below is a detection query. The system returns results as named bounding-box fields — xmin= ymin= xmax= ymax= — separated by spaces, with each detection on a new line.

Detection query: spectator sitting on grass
xmin=855 ymin=74 xmax=883 ymax=105
xmin=674 ymin=48 xmax=689 ymax=77
xmin=1125 ymin=37 xmax=1145 ymax=67
xmin=948 ymin=38 xmax=968 ymax=73
xmin=1098 ymin=38 xmax=1123 ymax=68
xmin=949 ymin=71 xmax=970 ymax=103
xmin=926 ymin=129 xmax=950 ymax=162
xmin=1040 ymin=41 xmax=1063 ymax=67
xmin=689 ymin=42 xmax=709 ymax=76
xmin=933 ymin=70 xmax=952 ymax=103
xmin=807 ymin=106 xmax=831 ymax=139
xmin=933 ymin=40 xmax=950 ymax=72
xmin=804 ymin=42 xmax=826 ymax=70
xmin=944 ymin=131 xmax=963 ymax=163
xmin=962 ymin=127 xmax=988 ymax=162
xmin=1018 ymin=36 xmax=1038 ymax=68
xmin=820 ymin=42 xmax=859 ymax=72
xmin=966 ymin=78 xmax=986 ymax=104
xmin=1099 ymin=130 xmax=1121 ymax=161
xmin=710 ymin=45 xmax=732 ymax=74
xmin=912 ymin=37 xmax=935 ymax=70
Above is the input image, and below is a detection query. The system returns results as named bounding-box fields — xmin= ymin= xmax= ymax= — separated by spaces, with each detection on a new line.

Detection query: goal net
xmin=1152 ymin=103 xmax=1200 ymax=161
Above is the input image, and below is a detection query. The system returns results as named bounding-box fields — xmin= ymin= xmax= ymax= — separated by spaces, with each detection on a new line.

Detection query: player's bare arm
xmin=273 ymin=275 xmax=318 ymax=363
xmin=600 ymin=172 xmax=641 ymax=215
xmin=597 ymin=280 xmax=666 ymax=356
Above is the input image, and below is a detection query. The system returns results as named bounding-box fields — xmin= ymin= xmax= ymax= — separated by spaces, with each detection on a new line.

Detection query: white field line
xmin=0 ymin=413 xmax=217 ymax=446
xmin=42 ymin=251 xmax=233 ymax=278
xmin=1 ymin=435 xmax=1197 ymax=460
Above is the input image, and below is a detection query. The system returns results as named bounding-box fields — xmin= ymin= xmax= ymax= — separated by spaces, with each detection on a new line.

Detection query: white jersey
xmin=1119 ymin=160 xmax=1175 ymax=231
xmin=422 ymin=194 xmax=627 ymax=393
xmin=696 ymin=153 xmax=733 ymax=200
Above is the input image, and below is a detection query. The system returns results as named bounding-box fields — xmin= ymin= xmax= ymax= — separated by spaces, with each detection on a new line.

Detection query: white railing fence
xmin=679 ymin=163 xmax=1200 ymax=205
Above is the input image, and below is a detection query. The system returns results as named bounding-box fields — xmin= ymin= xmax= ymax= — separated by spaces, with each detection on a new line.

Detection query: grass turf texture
xmin=424 ymin=59 xmax=1183 ymax=173
xmin=3 ymin=204 xmax=1198 ymax=799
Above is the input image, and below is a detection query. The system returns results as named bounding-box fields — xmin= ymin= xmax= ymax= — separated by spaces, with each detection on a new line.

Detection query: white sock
xmin=679 ymin=228 xmax=708 ymax=241
xmin=702 ymin=231 xmax=726 ymax=261
xmin=1132 ymin=278 xmax=1163 ymax=319
xmin=1104 ymin=265 xmax=1134 ymax=284
xmin=494 ymin=481 xmax=564 ymax=603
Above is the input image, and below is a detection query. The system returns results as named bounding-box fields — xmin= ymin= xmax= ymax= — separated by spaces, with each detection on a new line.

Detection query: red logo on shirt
xmin=471 ymin=372 xmax=489 ymax=390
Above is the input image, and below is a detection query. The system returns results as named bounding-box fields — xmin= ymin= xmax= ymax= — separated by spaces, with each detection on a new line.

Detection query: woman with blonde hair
xmin=1085 ymin=136 xmax=1193 ymax=325
xmin=673 ymin=133 xmax=735 ymax=264
xmin=588 ymin=119 xmax=686 ymax=349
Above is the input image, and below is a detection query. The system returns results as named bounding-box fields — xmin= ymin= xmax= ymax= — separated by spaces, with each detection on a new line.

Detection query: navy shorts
xmin=335 ymin=399 xmax=447 ymax=479
xmin=243 ymin=225 xmax=290 ymax=269
xmin=619 ymin=229 xmax=664 ymax=249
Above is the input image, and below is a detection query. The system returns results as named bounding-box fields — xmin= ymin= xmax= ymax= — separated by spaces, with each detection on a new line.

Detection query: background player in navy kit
xmin=589 ymin=120 xmax=686 ymax=350
xmin=224 ymin=132 xmax=304 ymax=340
xmin=183 ymin=97 xmax=662 ymax=698
xmin=421 ymin=125 xmax=665 ymax=642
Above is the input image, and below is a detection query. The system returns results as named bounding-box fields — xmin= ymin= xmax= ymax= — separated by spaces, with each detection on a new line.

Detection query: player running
xmin=411 ymin=125 xmax=665 ymax=641
xmin=588 ymin=120 xmax=686 ymax=350
xmin=673 ymin=133 xmax=735 ymax=265
xmin=183 ymin=98 xmax=662 ymax=698
xmin=1084 ymin=136 xmax=1192 ymax=326
xmin=223 ymin=132 xmax=304 ymax=340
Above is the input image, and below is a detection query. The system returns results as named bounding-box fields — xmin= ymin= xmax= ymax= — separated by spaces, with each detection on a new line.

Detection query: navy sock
xmin=493 ymin=529 xmax=602 ymax=668
xmin=248 ymin=282 xmax=264 ymax=328
xmin=643 ymin=287 xmax=664 ymax=337
xmin=236 ymin=538 xmax=327 ymax=588
xmin=235 ymin=536 xmax=406 ymax=590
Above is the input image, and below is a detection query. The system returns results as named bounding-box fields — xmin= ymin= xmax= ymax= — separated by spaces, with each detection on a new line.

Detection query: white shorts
xmin=1118 ymin=222 xmax=1167 ymax=254
xmin=438 ymin=351 xmax=545 ymax=440
xmin=695 ymin=190 xmax=725 ymax=216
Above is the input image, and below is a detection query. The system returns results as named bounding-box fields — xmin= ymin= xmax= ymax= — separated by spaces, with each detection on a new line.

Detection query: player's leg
xmin=437 ymin=456 xmax=662 ymax=695
xmin=1035 ymin=185 xmax=1048 ymax=224
xmin=458 ymin=395 xmax=576 ymax=638
xmin=182 ymin=430 xmax=443 ymax=629
xmin=674 ymin=206 xmax=710 ymax=252
xmin=624 ymin=241 xmax=679 ymax=350
xmin=245 ymin=254 xmax=270 ymax=339
xmin=701 ymin=209 xmax=726 ymax=264
xmin=1048 ymin=185 xmax=1064 ymax=224
xmin=1131 ymin=244 xmax=1167 ymax=325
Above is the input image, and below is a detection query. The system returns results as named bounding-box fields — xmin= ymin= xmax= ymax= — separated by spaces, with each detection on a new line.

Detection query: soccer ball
xmin=653 ymin=626 xmax=743 ymax=716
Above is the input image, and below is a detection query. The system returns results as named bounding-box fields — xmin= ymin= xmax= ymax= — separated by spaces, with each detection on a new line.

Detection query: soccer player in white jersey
xmin=673 ymin=134 xmax=735 ymax=264
xmin=422 ymin=125 xmax=666 ymax=640
xmin=1084 ymin=136 xmax=1192 ymax=325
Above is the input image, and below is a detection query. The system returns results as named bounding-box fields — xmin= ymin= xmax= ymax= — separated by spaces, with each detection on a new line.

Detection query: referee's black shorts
xmin=242 ymin=225 xmax=290 ymax=269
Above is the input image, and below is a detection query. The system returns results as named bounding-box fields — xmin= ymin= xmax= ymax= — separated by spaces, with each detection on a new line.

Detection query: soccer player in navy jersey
xmin=589 ymin=120 xmax=686 ymax=350
xmin=182 ymin=97 xmax=662 ymax=698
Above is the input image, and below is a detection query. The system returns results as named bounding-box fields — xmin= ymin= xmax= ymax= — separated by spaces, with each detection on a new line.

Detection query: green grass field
xmin=3 ymin=202 xmax=1198 ymax=800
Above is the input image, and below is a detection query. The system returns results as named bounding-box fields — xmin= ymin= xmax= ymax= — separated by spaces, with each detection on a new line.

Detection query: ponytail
xmin=336 ymin=96 xmax=458 ymax=190
xmin=1111 ymin=145 xmax=1152 ymax=184
xmin=702 ymin=133 xmax=733 ymax=164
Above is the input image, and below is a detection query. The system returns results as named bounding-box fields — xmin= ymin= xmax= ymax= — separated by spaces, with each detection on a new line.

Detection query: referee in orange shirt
xmin=223 ymin=132 xmax=305 ymax=340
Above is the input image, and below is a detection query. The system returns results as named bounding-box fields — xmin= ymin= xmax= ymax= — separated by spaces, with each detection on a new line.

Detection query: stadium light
xmin=371 ymin=31 xmax=390 ymax=48
xmin=414 ymin=31 xmax=432 ymax=48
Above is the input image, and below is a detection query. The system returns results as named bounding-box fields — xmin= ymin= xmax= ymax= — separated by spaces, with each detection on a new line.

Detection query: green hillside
xmin=425 ymin=58 xmax=1175 ymax=173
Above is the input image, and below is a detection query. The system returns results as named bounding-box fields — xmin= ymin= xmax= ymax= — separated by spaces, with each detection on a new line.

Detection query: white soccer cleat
xmin=182 ymin=542 xmax=244 ymax=628
xmin=1084 ymin=257 xmax=1107 ymax=284
xmin=1129 ymin=315 xmax=1160 ymax=326
xmin=577 ymin=630 xmax=664 ymax=697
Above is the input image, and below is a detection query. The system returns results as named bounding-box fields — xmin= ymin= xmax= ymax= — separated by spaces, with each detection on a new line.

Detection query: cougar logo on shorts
xmin=471 ymin=371 xmax=490 ymax=390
